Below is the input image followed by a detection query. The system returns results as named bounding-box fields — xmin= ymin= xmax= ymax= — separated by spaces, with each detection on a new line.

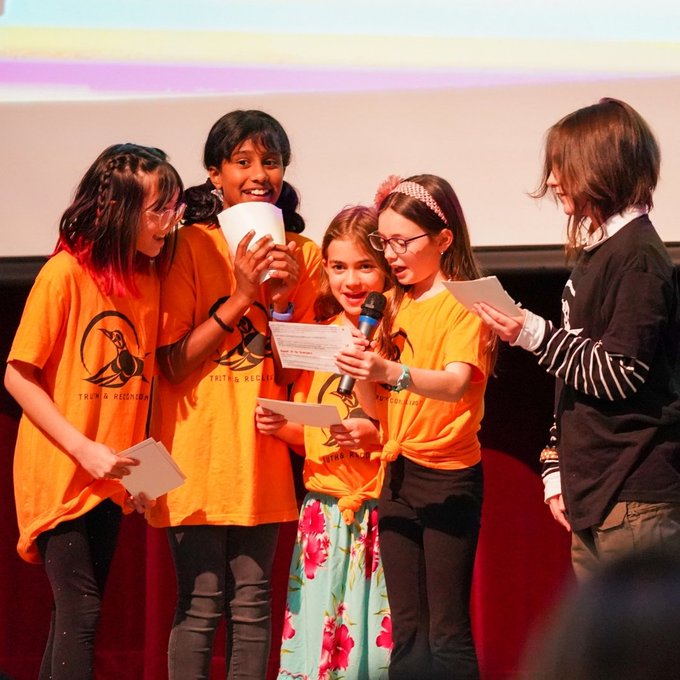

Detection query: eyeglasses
xmin=368 ymin=231 xmax=430 ymax=254
xmin=145 ymin=203 xmax=186 ymax=228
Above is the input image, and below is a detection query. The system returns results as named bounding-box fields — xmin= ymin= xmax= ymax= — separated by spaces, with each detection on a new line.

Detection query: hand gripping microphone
xmin=337 ymin=291 xmax=387 ymax=396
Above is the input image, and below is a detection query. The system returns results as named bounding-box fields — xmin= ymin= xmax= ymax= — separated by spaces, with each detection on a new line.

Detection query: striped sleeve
xmin=534 ymin=320 xmax=649 ymax=401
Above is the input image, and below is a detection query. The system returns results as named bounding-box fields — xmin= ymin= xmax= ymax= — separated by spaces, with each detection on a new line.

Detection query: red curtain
xmin=0 ymin=406 xmax=571 ymax=680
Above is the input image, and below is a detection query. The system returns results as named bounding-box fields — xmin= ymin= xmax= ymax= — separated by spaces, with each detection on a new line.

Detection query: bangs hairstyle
xmin=534 ymin=97 xmax=660 ymax=255
xmin=375 ymin=174 xmax=496 ymax=366
xmin=314 ymin=205 xmax=392 ymax=322
xmin=56 ymin=143 xmax=183 ymax=297
xmin=184 ymin=109 xmax=305 ymax=233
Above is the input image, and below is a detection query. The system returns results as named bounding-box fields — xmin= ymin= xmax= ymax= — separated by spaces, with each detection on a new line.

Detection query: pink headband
xmin=374 ymin=175 xmax=448 ymax=226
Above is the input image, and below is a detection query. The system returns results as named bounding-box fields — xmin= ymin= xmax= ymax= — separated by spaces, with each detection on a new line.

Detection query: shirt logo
xmin=317 ymin=374 xmax=365 ymax=448
xmin=562 ymin=279 xmax=583 ymax=335
xmin=211 ymin=298 xmax=272 ymax=371
xmin=80 ymin=311 xmax=146 ymax=388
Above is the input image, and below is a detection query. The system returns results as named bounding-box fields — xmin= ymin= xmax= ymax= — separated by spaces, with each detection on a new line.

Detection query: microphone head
xmin=360 ymin=291 xmax=387 ymax=320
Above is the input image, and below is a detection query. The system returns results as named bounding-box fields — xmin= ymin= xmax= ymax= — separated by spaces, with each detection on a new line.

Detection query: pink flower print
xmin=303 ymin=533 xmax=329 ymax=579
xmin=323 ymin=614 xmax=335 ymax=637
xmin=376 ymin=615 xmax=393 ymax=649
xmin=282 ymin=607 xmax=295 ymax=641
xmin=317 ymin=656 xmax=332 ymax=680
xmin=363 ymin=507 xmax=380 ymax=578
xmin=319 ymin=621 xmax=335 ymax=680
xmin=329 ymin=623 xmax=355 ymax=670
xmin=299 ymin=500 xmax=329 ymax=578
xmin=300 ymin=499 xmax=326 ymax=537
xmin=321 ymin=619 xmax=355 ymax=672
xmin=319 ymin=617 xmax=355 ymax=673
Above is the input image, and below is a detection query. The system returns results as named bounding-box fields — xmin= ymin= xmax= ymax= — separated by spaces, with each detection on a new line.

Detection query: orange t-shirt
xmin=148 ymin=223 xmax=321 ymax=528
xmin=9 ymin=251 xmax=160 ymax=563
xmin=375 ymin=288 xmax=491 ymax=470
xmin=284 ymin=232 xmax=322 ymax=323
xmin=291 ymin=315 xmax=384 ymax=520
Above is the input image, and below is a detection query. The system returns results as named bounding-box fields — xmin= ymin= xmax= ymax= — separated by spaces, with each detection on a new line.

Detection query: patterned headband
xmin=390 ymin=181 xmax=449 ymax=226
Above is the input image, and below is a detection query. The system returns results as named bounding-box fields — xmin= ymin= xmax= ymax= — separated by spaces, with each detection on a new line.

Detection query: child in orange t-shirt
xmin=4 ymin=144 xmax=184 ymax=680
xmin=255 ymin=206 xmax=394 ymax=679
xmin=148 ymin=110 xmax=321 ymax=680
xmin=336 ymin=175 xmax=495 ymax=680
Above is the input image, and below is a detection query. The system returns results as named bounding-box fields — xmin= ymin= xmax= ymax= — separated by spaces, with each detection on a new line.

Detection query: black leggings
xmin=379 ymin=457 xmax=483 ymax=680
xmin=36 ymin=499 xmax=121 ymax=680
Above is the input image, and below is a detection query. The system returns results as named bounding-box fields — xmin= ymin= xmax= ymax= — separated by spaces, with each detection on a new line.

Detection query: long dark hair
xmin=533 ymin=97 xmax=660 ymax=257
xmin=183 ymin=109 xmax=305 ymax=233
xmin=56 ymin=143 xmax=183 ymax=297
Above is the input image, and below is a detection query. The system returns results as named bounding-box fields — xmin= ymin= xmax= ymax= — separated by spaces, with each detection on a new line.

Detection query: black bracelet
xmin=212 ymin=312 xmax=234 ymax=333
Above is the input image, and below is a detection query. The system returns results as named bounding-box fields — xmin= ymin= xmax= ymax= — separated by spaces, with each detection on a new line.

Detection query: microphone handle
xmin=336 ymin=315 xmax=379 ymax=396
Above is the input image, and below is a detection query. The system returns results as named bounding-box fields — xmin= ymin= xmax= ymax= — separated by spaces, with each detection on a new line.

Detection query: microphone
xmin=337 ymin=291 xmax=387 ymax=396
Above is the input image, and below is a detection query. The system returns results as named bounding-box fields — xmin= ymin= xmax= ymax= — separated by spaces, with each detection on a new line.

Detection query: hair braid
xmin=95 ymin=157 xmax=118 ymax=226
xmin=96 ymin=152 xmax=145 ymax=226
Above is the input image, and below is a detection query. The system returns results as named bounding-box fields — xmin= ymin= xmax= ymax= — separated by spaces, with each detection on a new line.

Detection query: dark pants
xmin=166 ymin=523 xmax=279 ymax=680
xmin=36 ymin=499 xmax=121 ymax=680
xmin=379 ymin=457 xmax=482 ymax=680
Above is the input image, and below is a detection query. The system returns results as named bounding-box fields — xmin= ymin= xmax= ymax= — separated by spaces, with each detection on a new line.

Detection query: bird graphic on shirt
xmin=85 ymin=328 xmax=146 ymax=388
xmin=216 ymin=315 xmax=271 ymax=371
xmin=322 ymin=375 xmax=364 ymax=447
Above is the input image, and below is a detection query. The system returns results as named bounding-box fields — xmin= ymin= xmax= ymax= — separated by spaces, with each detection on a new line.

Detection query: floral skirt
xmin=277 ymin=493 xmax=392 ymax=680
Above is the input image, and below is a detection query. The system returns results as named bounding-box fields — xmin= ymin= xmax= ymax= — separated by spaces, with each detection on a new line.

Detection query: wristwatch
xmin=390 ymin=364 xmax=411 ymax=392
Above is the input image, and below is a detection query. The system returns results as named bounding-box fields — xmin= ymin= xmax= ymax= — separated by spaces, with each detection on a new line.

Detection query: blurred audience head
xmin=522 ymin=546 xmax=680 ymax=680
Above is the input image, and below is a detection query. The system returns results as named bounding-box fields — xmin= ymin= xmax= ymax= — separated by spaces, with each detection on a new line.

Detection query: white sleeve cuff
xmin=511 ymin=309 xmax=546 ymax=352
xmin=543 ymin=470 xmax=562 ymax=503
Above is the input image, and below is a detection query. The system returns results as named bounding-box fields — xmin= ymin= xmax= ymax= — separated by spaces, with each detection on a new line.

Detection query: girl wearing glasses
xmin=5 ymin=143 xmax=184 ymax=680
xmin=147 ymin=110 xmax=321 ymax=679
xmin=335 ymin=175 xmax=494 ymax=680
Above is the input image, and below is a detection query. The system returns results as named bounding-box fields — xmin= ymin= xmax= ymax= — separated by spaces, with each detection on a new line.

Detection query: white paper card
xmin=443 ymin=277 xmax=521 ymax=317
xmin=120 ymin=438 xmax=186 ymax=499
xmin=218 ymin=201 xmax=285 ymax=250
xmin=257 ymin=398 xmax=342 ymax=427
xmin=269 ymin=321 xmax=353 ymax=373
xmin=218 ymin=202 xmax=285 ymax=282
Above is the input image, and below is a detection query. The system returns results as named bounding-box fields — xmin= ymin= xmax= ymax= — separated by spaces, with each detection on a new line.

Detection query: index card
xmin=120 ymin=438 xmax=186 ymax=499
xmin=257 ymin=398 xmax=342 ymax=427
xmin=443 ymin=277 xmax=521 ymax=317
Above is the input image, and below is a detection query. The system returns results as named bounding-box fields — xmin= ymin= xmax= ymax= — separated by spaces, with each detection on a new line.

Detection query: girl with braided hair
xmin=4 ymin=143 xmax=184 ymax=680
xmin=336 ymin=174 xmax=495 ymax=680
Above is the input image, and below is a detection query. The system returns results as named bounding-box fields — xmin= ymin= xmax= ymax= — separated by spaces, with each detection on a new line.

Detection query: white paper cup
xmin=217 ymin=202 xmax=285 ymax=282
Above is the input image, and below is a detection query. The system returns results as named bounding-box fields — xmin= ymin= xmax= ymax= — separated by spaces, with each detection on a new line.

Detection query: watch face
xmin=391 ymin=365 xmax=410 ymax=392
